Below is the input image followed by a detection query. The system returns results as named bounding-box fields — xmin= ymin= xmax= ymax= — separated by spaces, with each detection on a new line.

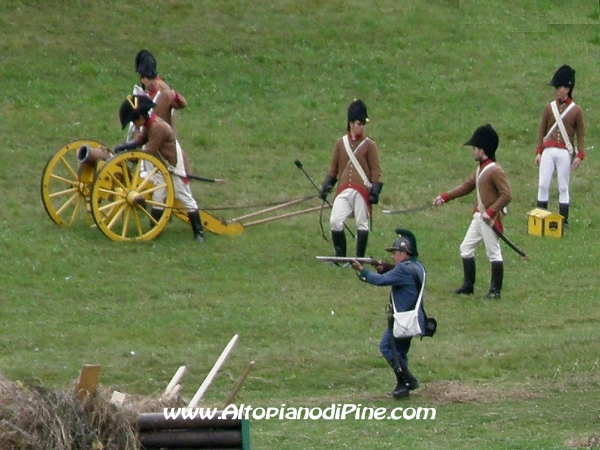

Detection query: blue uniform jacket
xmin=358 ymin=259 xmax=426 ymax=332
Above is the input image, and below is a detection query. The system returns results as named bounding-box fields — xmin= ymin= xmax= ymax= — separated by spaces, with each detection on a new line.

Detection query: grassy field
xmin=1 ymin=1 xmax=599 ymax=449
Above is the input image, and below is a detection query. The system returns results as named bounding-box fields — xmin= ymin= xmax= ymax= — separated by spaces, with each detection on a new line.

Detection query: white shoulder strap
xmin=475 ymin=163 xmax=496 ymax=212
xmin=342 ymin=135 xmax=372 ymax=189
xmin=550 ymin=101 xmax=575 ymax=154
xmin=391 ymin=268 xmax=426 ymax=314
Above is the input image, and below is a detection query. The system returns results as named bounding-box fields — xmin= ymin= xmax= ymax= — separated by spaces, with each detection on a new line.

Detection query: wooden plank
xmin=74 ymin=364 xmax=101 ymax=400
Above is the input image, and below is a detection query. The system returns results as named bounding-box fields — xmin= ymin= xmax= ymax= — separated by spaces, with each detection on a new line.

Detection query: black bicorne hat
xmin=119 ymin=95 xmax=156 ymax=129
xmin=135 ymin=49 xmax=158 ymax=78
xmin=347 ymin=99 xmax=369 ymax=124
xmin=549 ymin=65 xmax=575 ymax=89
xmin=464 ymin=123 xmax=499 ymax=161
xmin=394 ymin=228 xmax=419 ymax=257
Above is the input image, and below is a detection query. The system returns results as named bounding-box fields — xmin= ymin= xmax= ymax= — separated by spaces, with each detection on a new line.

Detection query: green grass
xmin=1 ymin=0 xmax=600 ymax=449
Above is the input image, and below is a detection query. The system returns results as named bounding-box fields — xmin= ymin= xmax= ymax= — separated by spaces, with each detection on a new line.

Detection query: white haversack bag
xmin=391 ymin=271 xmax=426 ymax=338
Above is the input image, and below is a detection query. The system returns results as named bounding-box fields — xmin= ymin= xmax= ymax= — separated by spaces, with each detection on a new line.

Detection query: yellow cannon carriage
xmin=40 ymin=140 xmax=243 ymax=241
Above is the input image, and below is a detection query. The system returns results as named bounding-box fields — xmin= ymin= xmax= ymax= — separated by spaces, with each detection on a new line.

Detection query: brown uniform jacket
xmin=134 ymin=115 xmax=179 ymax=168
xmin=536 ymin=99 xmax=585 ymax=159
xmin=146 ymin=78 xmax=188 ymax=134
xmin=327 ymin=134 xmax=382 ymax=196
xmin=441 ymin=160 xmax=512 ymax=222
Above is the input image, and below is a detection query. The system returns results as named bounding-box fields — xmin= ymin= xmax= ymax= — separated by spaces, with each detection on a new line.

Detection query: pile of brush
xmin=0 ymin=374 xmax=140 ymax=450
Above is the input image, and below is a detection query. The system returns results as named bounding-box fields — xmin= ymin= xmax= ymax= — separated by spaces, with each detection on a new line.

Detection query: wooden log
xmin=139 ymin=429 xmax=241 ymax=448
xmin=138 ymin=412 xmax=241 ymax=432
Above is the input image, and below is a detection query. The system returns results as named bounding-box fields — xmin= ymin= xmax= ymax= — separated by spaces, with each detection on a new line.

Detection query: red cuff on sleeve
xmin=441 ymin=193 xmax=450 ymax=203
xmin=485 ymin=208 xmax=496 ymax=219
xmin=536 ymin=146 xmax=544 ymax=155
xmin=577 ymin=151 xmax=585 ymax=161
xmin=173 ymin=92 xmax=183 ymax=105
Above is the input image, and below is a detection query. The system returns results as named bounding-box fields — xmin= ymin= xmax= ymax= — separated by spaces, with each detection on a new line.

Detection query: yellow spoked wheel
xmin=89 ymin=151 xmax=174 ymax=241
xmin=40 ymin=139 xmax=109 ymax=226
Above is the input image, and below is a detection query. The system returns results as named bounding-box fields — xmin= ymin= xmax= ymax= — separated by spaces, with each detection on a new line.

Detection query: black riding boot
xmin=386 ymin=361 xmax=409 ymax=399
xmin=559 ymin=203 xmax=569 ymax=225
xmin=331 ymin=230 xmax=347 ymax=257
xmin=484 ymin=261 xmax=503 ymax=299
xmin=150 ymin=207 xmax=163 ymax=226
xmin=188 ymin=210 xmax=205 ymax=243
xmin=355 ymin=230 xmax=369 ymax=258
xmin=452 ymin=257 xmax=475 ymax=295
xmin=537 ymin=200 xmax=548 ymax=209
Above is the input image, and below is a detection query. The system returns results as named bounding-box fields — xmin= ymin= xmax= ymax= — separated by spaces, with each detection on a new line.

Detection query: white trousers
xmin=329 ymin=188 xmax=369 ymax=232
xmin=152 ymin=171 xmax=198 ymax=212
xmin=459 ymin=212 xmax=502 ymax=262
xmin=537 ymin=147 xmax=571 ymax=204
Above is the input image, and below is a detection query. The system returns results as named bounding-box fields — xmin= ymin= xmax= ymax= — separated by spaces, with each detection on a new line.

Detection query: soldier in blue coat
xmin=351 ymin=229 xmax=425 ymax=399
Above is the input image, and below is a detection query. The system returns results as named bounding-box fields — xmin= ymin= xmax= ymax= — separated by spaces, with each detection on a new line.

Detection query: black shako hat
xmin=119 ymin=95 xmax=156 ymax=129
xmin=135 ymin=49 xmax=158 ymax=78
xmin=549 ymin=65 xmax=575 ymax=89
xmin=347 ymin=99 xmax=370 ymax=125
xmin=464 ymin=123 xmax=499 ymax=161
xmin=394 ymin=228 xmax=419 ymax=257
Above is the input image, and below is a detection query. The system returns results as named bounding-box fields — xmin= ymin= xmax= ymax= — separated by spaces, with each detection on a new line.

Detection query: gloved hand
xmin=113 ymin=141 xmax=138 ymax=154
xmin=319 ymin=175 xmax=337 ymax=200
xmin=369 ymin=182 xmax=383 ymax=205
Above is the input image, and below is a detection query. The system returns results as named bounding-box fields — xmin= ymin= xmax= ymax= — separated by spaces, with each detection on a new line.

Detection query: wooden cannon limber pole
xmin=225 ymin=195 xmax=329 ymax=228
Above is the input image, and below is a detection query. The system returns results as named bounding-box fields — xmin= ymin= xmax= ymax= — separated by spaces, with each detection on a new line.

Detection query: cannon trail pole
xmin=188 ymin=334 xmax=239 ymax=409
xmin=293 ymin=159 xmax=355 ymax=239
xmin=223 ymin=361 xmax=255 ymax=408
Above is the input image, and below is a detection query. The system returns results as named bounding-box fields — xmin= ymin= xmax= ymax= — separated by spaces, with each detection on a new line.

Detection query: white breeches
xmin=459 ymin=212 xmax=502 ymax=262
xmin=151 ymin=171 xmax=198 ymax=212
xmin=329 ymin=188 xmax=369 ymax=232
xmin=537 ymin=147 xmax=571 ymax=204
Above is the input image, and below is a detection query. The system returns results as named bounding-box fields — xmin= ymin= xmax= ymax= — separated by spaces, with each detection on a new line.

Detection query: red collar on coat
xmin=143 ymin=114 xmax=158 ymax=128
xmin=479 ymin=158 xmax=494 ymax=169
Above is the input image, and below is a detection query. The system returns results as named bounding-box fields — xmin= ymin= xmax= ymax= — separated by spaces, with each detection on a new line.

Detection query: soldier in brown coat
xmin=318 ymin=99 xmax=383 ymax=259
xmin=433 ymin=124 xmax=512 ymax=299
xmin=114 ymin=95 xmax=205 ymax=243
xmin=535 ymin=65 xmax=585 ymax=224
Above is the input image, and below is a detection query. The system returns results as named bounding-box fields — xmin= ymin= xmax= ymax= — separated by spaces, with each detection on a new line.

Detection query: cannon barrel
xmin=77 ymin=144 xmax=111 ymax=165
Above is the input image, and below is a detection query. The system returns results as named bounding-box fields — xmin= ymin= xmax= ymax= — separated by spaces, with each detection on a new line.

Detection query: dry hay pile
xmin=0 ymin=374 xmax=140 ymax=450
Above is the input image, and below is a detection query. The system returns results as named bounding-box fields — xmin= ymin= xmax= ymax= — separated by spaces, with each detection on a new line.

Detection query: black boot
xmin=403 ymin=369 xmax=420 ymax=391
xmin=355 ymin=230 xmax=369 ymax=258
xmin=386 ymin=361 xmax=409 ymax=399
xmin=537 ymin=200 xmax=548 ymax=209
xmin=150 ymin=207 xmax=163 ymax=226
xmin=331 ymin=230 xmax=347 ymax=257
xmin=187 ymin=210 xmax=205 ymax=243
xmin=559 ymin=203 xmax=569 ymax=225
xmin=452 ymin=257 xmax=475 ymax=295
xmin=484 ymin=261 xmax=503 ymax=299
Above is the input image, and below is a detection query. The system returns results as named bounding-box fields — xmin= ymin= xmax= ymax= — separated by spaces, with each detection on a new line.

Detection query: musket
xmin=316 ymin=256 xmax=382 ymax=264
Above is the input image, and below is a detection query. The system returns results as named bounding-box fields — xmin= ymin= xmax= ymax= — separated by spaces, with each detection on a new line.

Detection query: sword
xmin=382 ymin=204 xmax=433 ymax=215
xmin=490 ymin=225 xmax=530 ymax=261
